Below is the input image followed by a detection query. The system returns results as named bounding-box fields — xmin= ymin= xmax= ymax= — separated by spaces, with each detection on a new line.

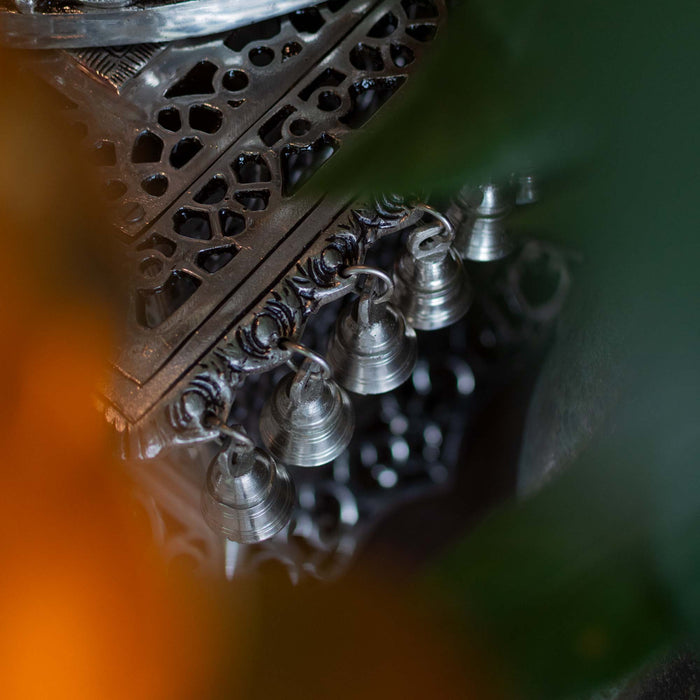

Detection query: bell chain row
xmin=199 ymin=181 xmax=532 ymax=544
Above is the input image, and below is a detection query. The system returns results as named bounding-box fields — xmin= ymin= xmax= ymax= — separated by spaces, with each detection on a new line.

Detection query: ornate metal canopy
xmin=14 ymin=1 xmax=569 ymax=581
xmin=31 ymin=0 xmax=446 ymax=460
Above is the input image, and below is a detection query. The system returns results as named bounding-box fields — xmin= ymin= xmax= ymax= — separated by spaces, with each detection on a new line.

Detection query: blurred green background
xmin=2 ymin=1 xmax=697 ymax=697
xmin=323 ymin=0 xmax=700 ymax=697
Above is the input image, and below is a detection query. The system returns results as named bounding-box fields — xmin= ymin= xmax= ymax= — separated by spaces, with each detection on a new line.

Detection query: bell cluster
xmin=201 ymin=179 xmax=531 ymax=545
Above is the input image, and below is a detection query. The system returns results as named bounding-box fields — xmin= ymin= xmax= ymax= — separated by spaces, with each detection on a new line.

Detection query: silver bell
xmin=393 ymin=204 xmax=472 ymax=331
xmin=259 ymin=341 xmax=354 ymax=467
xmin=201 ymin=419 xmax=295 ymax=544
xmin=513 ymin=170 xmax=539 ymax=206
xmin=327 ymin=266 xmax=417 ymax=395
xmin=454 ymin=182 xmax=517 ymax=261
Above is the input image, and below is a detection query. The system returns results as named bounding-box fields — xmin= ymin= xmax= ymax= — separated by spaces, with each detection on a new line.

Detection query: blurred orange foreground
xmin=0 ymin=50 xmax=503 ymax=700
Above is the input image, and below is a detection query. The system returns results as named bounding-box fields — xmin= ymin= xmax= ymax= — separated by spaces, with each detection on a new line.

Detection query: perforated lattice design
xmin=51 ymin=0 xmax=444 ymax=423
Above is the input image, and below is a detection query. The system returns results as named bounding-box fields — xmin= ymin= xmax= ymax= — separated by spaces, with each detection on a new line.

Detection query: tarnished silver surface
xmin=0 ymin=0 xmax=324 ymax=48
xmin=32 ymin=0 xmax=445 ymax=457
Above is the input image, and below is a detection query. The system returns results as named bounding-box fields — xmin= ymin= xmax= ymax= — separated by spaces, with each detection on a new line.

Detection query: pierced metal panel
xmin=50 ymin=3 xmax=375 ymax=225
xmin=39 ymin=0 xmax=445 ymax=457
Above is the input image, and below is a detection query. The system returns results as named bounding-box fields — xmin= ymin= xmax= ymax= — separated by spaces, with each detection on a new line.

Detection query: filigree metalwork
xmin=36 ymin=0 xmax=445 ymax=457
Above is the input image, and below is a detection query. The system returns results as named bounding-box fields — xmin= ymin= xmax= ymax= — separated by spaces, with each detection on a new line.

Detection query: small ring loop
xmin=407 ymin=203 xmax=455 ymax=259
xmin=204 ymin=414 xmax=255 ymax=453
xmin=341 ymin=265 xmax=394 ymax=304
xmin=279 ymin=339 xmax=332 ymax=379
xmin=414 ymin=202 xmax=454 ymax=236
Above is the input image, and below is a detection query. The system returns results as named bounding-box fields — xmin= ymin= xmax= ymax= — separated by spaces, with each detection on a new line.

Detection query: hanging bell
xmin=201 ymin=418 xmax=295 ymax=544
xmin=513 ymin=170 xmax=539 ymax=206
xmin=393 ymin=204 xmax=472 ymax=331
xmin=259 ymin=341 xmax=354 ymax=467
xmin=454 ymin=181 xmax=517 ymax=261
xmin=327 ymin=266 xmax=417 ymax=395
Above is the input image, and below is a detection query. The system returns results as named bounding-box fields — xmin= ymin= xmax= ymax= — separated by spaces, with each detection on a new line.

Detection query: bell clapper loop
xmin=407 ymin=223 xmax=452 ymax=261
xmin=203 ymin=412 xmax=255 ymax=455
xmin=412 ymin=203 xmax=455 ymax=237
xmin=202 ymin=413 xmax=261 ymax=487
xmin=341 ymin=265 xmax=394 ymax=304
xmin=279 ymin=339 xmax=336 ymax=412
xmin=406 ymin=203 xmax=455 ymax=261
xmin=340 ymin=265 xmax=395 ymax=327
xmin=279 ymin=339 xmax=332 ymax=380
xmin=392 ymin=202 xmax=473 ymax=331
